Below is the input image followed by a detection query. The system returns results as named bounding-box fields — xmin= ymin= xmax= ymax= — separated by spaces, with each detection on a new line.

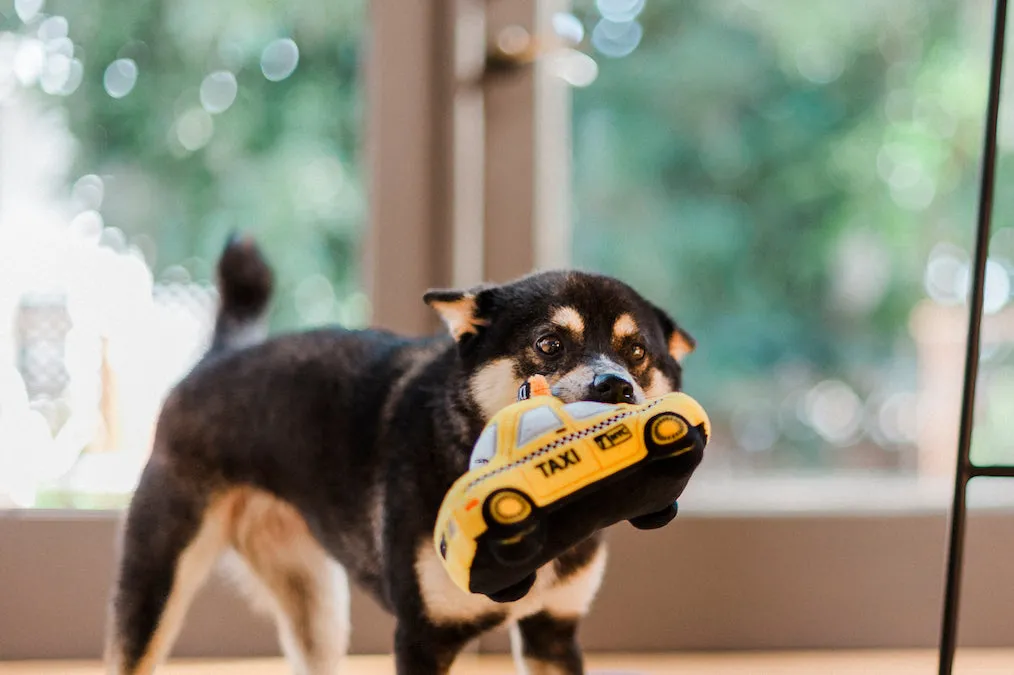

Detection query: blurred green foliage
xmin=5 ymin=0 xmax=1013 ymax=471
xmin=3 ymin=0 xmax=366 ymax=331
xmin=570 ymin=0 xmax=1011 ymax=467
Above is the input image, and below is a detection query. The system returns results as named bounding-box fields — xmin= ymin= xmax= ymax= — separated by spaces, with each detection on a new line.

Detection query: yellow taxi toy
xmin=434 ymin=375 xmax=710 ymax=602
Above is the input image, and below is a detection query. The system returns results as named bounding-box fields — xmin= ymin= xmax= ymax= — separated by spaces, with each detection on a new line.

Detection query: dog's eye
xmin=630 ymin=343 xmax=646 ymax=362
xmin=536 ymin=335 xmax=564 ymax=357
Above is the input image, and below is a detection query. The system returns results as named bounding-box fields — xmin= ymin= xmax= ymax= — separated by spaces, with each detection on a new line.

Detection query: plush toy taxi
xmin=434 ymin=375 xmax=710 ymax=602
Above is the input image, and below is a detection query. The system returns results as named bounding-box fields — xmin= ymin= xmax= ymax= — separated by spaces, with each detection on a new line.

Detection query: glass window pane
xmin=0 ymin=0 xmax=366 ymax=509
xmin=566 ymin=0 xmax=1001 ymax=508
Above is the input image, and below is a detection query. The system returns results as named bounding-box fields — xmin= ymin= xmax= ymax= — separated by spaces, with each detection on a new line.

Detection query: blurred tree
xmin=4 ymin=0 xmax=1006 ymax=472
xmin=569 ymin=0 xmax=997 ymax=467
xmin=7 ymin=0 xmax=366 ymax=331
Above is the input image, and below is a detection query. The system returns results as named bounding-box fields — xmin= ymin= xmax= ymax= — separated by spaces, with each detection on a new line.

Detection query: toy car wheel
xmin=485 ymin=488 xmax=535 ymax=530
xmin=487 ymin=521 xmax=545 ymax=566
xmin=483 ymin=488 xmax=544 ymax=566
xmin=644 ymin=413 xmax=695 ymax=458
xmin=628 ymin=501 xmax=679 ymax=530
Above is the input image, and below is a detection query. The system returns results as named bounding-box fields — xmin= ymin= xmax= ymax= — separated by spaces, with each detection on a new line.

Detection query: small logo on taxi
xmin=594 ymin=423 xmax=633 ymax=450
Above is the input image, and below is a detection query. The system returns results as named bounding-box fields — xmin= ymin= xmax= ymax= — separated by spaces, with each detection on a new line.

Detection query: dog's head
xmin=424 ymin=271 xmax=695 ymax=420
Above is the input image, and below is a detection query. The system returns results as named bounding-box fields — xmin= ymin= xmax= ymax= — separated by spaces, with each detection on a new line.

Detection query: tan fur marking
xmin=470 ymin=357 xmax=523 ymax=419
xmin=120 ymin=488 xmax=352 ymax=675
xmin=221 ymin=488 xmax=350 ymax=675
xmin=669 ymin=331 xmax=695 ymax=361
xmin=541 ymin=542 xmax=607 ymax=618
xmin=551 ymin=306 xmax=585 ymax=337
xmin=612 ymin=313 xmax=638 ymax=340
xmin=644 ymin=368 xmax=676 ymax=398
xmin=415 ymin=541 xmax=548 ymax=625
xmin=110 ymin=500 xmax=229 ymax=675
xmin=416 ymin=539 xmax=606 ymax=627
xmin=429 ymin=295 xmax=487 ymax=341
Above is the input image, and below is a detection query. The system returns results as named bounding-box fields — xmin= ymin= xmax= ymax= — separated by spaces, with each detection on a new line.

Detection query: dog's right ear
xmin=424 ymin=288 xmax=492 ymax=342
xmin=651 ymin=303 xmax=696 ymax=363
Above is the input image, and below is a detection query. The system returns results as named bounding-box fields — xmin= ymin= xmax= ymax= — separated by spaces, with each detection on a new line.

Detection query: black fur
xmin=208 ymin=232 xmax=274 ymax=355
xmin=517 ymin=612 xmax=582 ymax=674
xmin=115 ymin=461 xmax=209 ymax=672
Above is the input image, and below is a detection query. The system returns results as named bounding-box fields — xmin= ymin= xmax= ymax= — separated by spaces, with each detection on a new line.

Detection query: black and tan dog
xmin=106 ymin=235 xmax=697 ymax=675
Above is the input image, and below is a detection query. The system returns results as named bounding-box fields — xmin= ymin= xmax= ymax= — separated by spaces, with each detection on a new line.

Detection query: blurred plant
xmin=1 ymin=0 xmax=367 ymax=331
xmin=569 ymin=0 xmax=1007 ymax=468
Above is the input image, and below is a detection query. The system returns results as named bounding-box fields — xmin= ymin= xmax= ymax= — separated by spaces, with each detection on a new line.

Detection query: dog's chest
xmin=414 ymin=540 xmax=607 ymax=625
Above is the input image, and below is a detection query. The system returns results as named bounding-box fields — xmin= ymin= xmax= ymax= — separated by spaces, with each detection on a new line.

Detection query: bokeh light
xmin=591 ymin=19 xmax=643 ymax=58
xmin=199 ymin=70 xmax=238 ymax=114
xmin=175 ymin=107 xmax=214 ymax=151
xmin=795 ymin=42 xmax=846 ymax=84
xmin=39 ymin=53 xmax=71 ymax=95
xmin=805 ymin=380 xmax=864 ymax=446
xmin=596 ymin=0 xmax=646 ymax=23
xmin=552 ymin=12 xmax=586 ymax=45
xmin=924 ymin=243 xmax=967 ymax=305
xmin=103 ymin=58 xmax=138 ymax=98
xmin=551 ymin=49 xmax=599 ymax=88
xmin=13 ymin=39 xmax=45 ymax=86
xmin=260 ymin=38 xmax=299 ymax=82
xmin=71 ymin=175 xmax=105 ymax=212
xmin=14 ymin=0 xmax=45 ymax=23
xmin=37 ymin=16 xmax=68 ymax=42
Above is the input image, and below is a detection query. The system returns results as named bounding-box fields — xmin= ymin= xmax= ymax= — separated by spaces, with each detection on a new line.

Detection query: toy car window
xmin=517 ymin=406 xmax=564 ymax=447
xmin=469 ymin=424 xmax=497 ymax=470
xmin=562 ymin=401 xmax=614 ymax=420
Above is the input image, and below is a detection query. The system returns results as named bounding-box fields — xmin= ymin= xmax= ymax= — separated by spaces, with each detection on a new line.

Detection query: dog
xmin=105 ymin=234 xmax=697 ymax=675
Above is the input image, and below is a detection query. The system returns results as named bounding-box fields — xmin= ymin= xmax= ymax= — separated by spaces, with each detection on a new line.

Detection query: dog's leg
xmin=106 ymin=467 xmax=225 ymax=675
xmin=510 ymin=539 xmax=608 ymax=675
xmin=400 ymin=537 xmax=507 ymax=674
xmin=227 ymin=489 xmax=350 ymax=675
xmin=510 ymin=613 xmax=582 ymax=675
xmin=394 ymin=618 xmax=493 ymax=675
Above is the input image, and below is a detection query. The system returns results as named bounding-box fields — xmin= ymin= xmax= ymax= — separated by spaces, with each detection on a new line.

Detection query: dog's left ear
xmin=652 ymin=305 xmax=696 ymax=362
xmin=424 ymin=287 xmax=493 ymax=342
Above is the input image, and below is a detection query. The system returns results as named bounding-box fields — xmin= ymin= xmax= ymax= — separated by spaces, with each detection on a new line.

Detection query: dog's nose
xmin=589 ymin=374 xmax=635 ymax=404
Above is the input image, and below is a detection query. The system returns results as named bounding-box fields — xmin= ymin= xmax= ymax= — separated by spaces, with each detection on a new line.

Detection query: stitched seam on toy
xmin=465 ymin=400 xmax=661 ymax=491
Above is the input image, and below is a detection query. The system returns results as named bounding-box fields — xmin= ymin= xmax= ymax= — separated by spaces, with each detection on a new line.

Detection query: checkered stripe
xmin=465 ymin=400 xmax=662 ymax=491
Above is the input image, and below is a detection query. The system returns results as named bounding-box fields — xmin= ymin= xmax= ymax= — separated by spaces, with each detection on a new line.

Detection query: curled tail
xmin=208 ymin=233 xmax=274 ymax=355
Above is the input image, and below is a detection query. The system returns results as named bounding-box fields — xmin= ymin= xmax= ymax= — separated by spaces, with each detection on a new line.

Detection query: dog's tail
xmin=207 ymin=232 xmax=274 ymax=356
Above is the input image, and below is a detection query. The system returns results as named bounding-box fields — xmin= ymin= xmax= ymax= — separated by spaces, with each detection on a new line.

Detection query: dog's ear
xmin=652 ymin=304 xmax=696 ymax=362
xmin=424 ymin=287 xmax=493 ymax=342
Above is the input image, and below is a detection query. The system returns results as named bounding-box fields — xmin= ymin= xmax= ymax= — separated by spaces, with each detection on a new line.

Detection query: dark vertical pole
xmin=938 ymin=1 xmax=1007 ymax=673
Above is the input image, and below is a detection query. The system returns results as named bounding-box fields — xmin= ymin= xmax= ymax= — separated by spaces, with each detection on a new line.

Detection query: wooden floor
xmin=2 ymin=652 xmax=1013 ymax=674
